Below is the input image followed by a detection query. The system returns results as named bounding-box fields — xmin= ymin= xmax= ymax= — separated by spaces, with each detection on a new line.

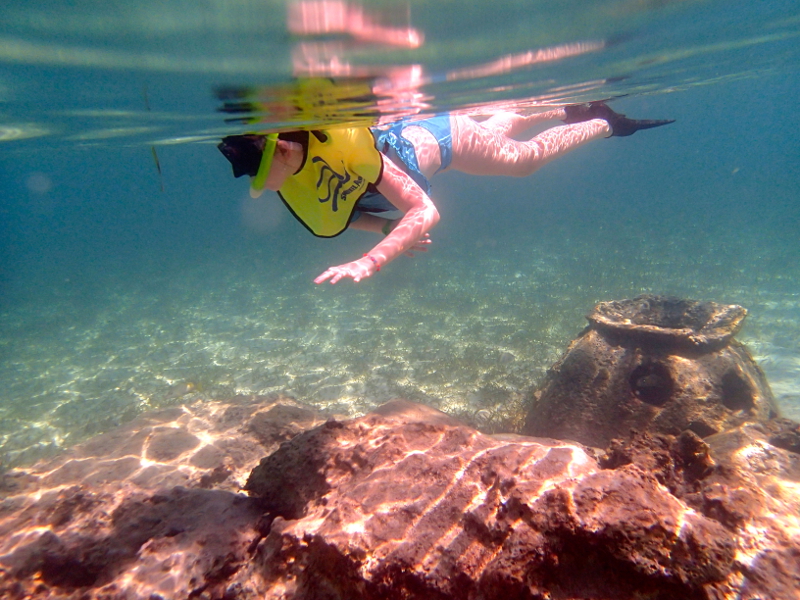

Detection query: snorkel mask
xmin=249 ymin=133 xmax=279 ymax=198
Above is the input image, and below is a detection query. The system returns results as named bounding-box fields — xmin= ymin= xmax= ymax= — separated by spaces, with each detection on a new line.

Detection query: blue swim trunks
xmin=353 ymin=115 xmax=453 ymax=218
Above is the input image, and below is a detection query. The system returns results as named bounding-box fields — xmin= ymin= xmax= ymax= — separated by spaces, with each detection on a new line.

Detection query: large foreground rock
xmin=1 ymin=399 xmax=798 ymax=599
xmin=244 ymin=400 xmax=740 ymax=599
xmin=242 ymin=400 xmax=800 ymax=600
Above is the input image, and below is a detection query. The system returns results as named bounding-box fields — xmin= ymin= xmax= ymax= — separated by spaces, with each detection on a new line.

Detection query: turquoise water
xmin=1 ymin=0 xmax=800 ymax=469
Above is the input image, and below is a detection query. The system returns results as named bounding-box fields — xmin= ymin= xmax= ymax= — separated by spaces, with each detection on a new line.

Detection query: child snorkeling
xmin=218 ymin=101 xmax=673 ymax=284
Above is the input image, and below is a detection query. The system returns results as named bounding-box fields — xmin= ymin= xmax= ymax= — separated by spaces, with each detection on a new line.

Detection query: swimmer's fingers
xmin=313 ymin=270 xmax=334 ymax=284
xmin=314 ymin=269 xmax=341 ymax=284
xmin=314 ymin=268 xmax=351 ymax=284
xmin=314 ymin=257 xmax=375 ymax=284
xmin=405 ymin=234 xmax=432 ymax=257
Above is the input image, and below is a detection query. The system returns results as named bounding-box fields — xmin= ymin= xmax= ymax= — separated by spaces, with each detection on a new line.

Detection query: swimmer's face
xmin=262 ymin=140 xmax=304 ymax=191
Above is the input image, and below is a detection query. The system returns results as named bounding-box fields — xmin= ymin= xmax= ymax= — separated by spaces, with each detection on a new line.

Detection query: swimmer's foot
xmin=563 ymin=101 xmax=675 ymax=136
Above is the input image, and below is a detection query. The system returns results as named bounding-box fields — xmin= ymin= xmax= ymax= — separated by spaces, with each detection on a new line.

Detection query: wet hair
xmin=217 ymin=131 xmax=311 ymax=178
xmin=217 ymin=135 xmax=264 ymax=178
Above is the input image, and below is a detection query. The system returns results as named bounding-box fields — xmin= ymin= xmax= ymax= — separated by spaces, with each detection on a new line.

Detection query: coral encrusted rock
xmin=243 ymin=400 xmax=738 ymax=600
xmin=0 ymin=395 xmax=323 ymax=600
xmin=2 ymin=398 xmax=798 ymax=599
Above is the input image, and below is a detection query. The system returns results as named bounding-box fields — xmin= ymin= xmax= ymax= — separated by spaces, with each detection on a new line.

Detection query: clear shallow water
xmin=1 ymin=0 xmax=800 ymax=469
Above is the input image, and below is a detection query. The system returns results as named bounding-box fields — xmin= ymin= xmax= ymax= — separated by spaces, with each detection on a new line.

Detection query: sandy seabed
xmin=2 ymin=243 xmax=799 ymax=470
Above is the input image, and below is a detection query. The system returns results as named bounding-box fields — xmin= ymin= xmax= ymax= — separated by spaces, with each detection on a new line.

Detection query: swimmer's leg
xmin=450 ymin=115 xmax=609 ymax=177
xmin=478 ymin=108 xmax=566 ymax=138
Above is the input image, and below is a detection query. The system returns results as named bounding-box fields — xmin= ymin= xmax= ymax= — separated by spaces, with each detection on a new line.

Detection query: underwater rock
xmin=523 ymin=294 xmax=779 ymax=447
xmin=243 ymin=399 xmax=738 ymax=600
xmin=596 ymin=419 xmax=800 ymax=600
xmin=0 ymin=395 xmax=323 ymax=600
xmin=1 ymin=398 xmax=798 ymax=599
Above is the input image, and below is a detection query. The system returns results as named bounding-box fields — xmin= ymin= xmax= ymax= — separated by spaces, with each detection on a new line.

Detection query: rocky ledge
xmin=1 ymin=397 xmax=798 ymax=600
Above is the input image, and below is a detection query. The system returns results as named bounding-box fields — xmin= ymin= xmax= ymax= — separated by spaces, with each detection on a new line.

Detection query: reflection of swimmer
xmin=287 ymin=0 xmax=423 ymax=48
xmin=227 ymin=1 xmax=607 ymax=126
xmin=218 ymin=101 xmax=673 ymax=284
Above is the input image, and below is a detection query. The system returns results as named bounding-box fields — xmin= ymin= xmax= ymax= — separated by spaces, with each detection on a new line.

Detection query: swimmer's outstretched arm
xmin=314 ymin=157 xmax=440 ymax=284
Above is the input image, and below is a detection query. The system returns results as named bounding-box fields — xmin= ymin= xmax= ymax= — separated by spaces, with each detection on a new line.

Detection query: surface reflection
xmin=288 ymin=0 xmax=424 ymax=48
xmin=218 ymin=0 xmax=608 ymax=130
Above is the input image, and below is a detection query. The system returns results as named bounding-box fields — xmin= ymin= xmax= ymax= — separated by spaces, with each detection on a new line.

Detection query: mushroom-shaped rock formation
xmin=524 ymin=295 xmax=779 ymax=447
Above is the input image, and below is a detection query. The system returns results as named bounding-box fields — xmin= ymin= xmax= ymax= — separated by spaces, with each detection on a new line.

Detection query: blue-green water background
xmin=1 ymin=0 xmax=799 ymax=468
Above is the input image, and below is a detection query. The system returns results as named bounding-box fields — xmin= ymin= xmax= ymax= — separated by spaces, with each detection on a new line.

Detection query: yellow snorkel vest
xmin=278 ymin=128 xmax=383 ymax=238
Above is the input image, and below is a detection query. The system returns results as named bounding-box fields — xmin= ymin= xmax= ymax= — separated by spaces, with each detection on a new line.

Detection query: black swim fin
xmin=563 ymin=101 xmax=675 ymax=137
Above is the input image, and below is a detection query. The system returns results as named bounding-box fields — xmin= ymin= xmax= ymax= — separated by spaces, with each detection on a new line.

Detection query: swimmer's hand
xmin=404 ymin=233 xmax=431 ymax=257
xmin=314 ymin=235 xmax=432 ymax=284
xmin=314 ymin=256 xmax=378 ymax=285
